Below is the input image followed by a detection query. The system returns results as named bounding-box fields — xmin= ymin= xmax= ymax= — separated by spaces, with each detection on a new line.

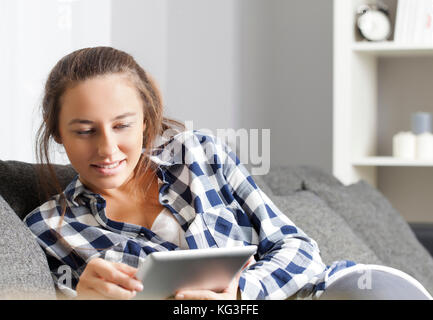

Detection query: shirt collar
xmin=64 ymin=175 xmax=107 ymax=207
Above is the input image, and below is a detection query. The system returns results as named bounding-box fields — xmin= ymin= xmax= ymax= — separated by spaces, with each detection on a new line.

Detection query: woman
xmin=24 ymin=46 xmax=356 ymax=300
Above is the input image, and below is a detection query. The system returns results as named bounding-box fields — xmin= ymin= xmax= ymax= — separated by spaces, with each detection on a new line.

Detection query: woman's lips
xmin=91 ymin=159 xmax=126 ymax=175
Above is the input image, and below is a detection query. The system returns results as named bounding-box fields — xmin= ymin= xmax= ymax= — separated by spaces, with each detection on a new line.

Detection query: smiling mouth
xmin=91 ymin=160 xmax=125 ymax=169
xmin=90 ymin=159 xmax=126 ymax=175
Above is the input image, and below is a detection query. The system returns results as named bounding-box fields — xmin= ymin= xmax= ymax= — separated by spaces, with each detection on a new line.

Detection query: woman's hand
xmin=174 ymin=256 xmax=255 ymax=300
xmin=174 ymin=273 xmax=240 ymax=300
xmin=76 ymin=258 xmax=143 ymax=300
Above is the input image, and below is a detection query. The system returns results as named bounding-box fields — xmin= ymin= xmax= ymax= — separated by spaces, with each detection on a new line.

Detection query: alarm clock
xmin=356 ymin=3 xmax=391 ymax=42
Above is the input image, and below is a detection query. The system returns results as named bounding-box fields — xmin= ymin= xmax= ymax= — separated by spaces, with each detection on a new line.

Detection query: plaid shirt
xmin=24 ymin=130 xmax=356 ymax=299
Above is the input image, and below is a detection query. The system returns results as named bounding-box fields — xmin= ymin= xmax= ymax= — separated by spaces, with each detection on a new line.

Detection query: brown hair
xmin=35 ymin=46 xmax=184 ymax=258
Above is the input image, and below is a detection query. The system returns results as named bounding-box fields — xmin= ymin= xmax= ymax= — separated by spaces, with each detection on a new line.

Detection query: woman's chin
xmin=80 ymin=172 xmax=132 ymax=194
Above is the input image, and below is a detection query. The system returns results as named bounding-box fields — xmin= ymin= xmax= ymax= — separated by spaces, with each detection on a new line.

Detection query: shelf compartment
xmin=352 ymin=156 xmax=433 ymax=167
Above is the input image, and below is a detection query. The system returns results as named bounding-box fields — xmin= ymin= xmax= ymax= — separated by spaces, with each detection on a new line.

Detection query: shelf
xmin=352 ymin=157 xmax=433 ymax=167
xmin=334 ymin=0 xmax=433 ymax=223
xmin=352 ymin=41 xmax=433 ymax=57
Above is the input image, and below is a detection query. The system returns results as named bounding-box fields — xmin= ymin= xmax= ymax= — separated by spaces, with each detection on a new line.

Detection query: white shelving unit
xmin=352 ymin=42 xmax=433 ymax=56
xmin=333 ymin=0 xmax=433 ymax=223
xmin=352 ymin=156 xmax=433 ymax=167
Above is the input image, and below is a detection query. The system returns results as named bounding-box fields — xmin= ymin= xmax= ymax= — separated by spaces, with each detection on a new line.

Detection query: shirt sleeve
xmin=212 ymin=135 xmax=353 ymax=300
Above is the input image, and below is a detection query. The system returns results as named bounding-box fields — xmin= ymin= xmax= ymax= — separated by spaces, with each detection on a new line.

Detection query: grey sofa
xmin=1 ymin=160 xmax=433 ymax=299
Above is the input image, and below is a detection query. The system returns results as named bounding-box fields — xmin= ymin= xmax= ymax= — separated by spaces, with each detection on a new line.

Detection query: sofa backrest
xmin=0 ymin=160 xmax=76 ymax=220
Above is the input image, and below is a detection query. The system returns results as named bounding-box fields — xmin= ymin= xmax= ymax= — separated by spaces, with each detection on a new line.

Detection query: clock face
xmin=358 ymin=10 xmax=391 ymax=41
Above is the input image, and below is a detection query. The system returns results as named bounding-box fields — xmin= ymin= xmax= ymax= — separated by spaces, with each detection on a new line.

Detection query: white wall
xmin=236 ymin=0 xmax=334 ymax=171
xmin=110 ymin=0 xmax=168 ymax=100
xmin=0 ymin=0 xmax=111 ymax=164
xmin=165 ymin=0 xmax=239 ymax=133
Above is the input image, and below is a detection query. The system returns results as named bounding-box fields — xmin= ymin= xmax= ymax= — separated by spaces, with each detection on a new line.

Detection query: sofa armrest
xmin=0 ymin=195 xmax=56 ymax=299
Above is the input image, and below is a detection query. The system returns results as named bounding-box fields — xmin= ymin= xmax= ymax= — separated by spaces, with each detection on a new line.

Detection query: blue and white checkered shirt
xmin=24 ymin=130 xmax=355 ymax=299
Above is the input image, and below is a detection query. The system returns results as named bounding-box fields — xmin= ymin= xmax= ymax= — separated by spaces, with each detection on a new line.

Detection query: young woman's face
xmin=57 ymin=73 xmax=145 ymax=195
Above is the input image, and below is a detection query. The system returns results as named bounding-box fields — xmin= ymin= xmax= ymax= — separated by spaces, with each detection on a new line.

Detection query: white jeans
xmin=318 ymin=264 xmax=433 ymax=300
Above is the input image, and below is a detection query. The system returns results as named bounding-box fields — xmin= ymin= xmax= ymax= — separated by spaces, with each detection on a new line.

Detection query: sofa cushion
xmin=260 ymin=165 xmax=342 ymax=196
xmin=0 ymin=194 xmax=56 ymax=299
xmin=306 ymin=179 xmax=433 ymax=296
xmin=268 ymin=191 xmax=383 ymax=266
xmin=0 ymin=160 xmax=76 ymax=220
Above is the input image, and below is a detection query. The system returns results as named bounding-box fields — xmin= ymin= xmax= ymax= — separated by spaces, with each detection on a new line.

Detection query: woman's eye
xmin=76 ymin=129 xmax=94 ymax=135
xmin=114 ymin=124 xmax=131 ymax=130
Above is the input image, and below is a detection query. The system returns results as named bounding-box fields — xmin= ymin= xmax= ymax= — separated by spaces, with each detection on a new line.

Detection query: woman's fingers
xmin=175 ymin=289 xmax=219 ymax=300
xmin=87 ymin=277 xmax=137 ymax=300
xmin=77 ymin=258 xmax=143 ymax=300
xmin=175 ymin=276 xmax=240 ymax=300
xmin=92 ymin=259 xmax=143 ymax=292
xmin=113 ymin=261 xmax=140 ymax=278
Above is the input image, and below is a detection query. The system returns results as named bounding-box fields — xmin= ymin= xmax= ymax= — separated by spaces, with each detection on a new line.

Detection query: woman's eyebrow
xmin=68 ymin=112 xmax=137 ymax=125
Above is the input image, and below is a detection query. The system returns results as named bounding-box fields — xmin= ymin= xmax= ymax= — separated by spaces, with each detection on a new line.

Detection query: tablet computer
xmin=134 ymin=245 xmax=257 ymax=300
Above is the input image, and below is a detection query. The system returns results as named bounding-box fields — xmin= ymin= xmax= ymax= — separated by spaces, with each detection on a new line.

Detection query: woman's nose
xmin=97 ymin=131 xmax=118 ymax=158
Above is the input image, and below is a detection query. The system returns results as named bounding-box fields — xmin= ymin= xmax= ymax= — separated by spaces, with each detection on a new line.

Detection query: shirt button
xmin=162 ymin=199 xmax=169 ymax=204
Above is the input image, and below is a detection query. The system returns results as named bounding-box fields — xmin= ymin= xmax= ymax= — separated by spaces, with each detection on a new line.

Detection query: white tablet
xmin=134 ymin=245 xmax=257 ymax=300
